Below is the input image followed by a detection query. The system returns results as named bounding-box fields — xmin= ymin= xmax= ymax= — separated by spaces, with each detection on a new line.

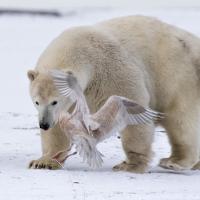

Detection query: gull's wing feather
xmin=50 ymin=70 xmax=79 ymax=102
xmin=92 ymin=95 xmax=164 ymax=141
xmin=50 ymin=70 xmax=90 ymax=118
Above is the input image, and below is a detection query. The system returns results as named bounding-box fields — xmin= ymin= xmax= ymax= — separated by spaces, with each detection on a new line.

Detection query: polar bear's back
xmin=97 ymin=15 xmax=200 ymax=68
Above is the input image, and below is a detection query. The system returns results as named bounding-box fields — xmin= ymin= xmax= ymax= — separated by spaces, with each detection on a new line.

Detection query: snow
xmin=0 ymin=7 xmax=200 ymax=200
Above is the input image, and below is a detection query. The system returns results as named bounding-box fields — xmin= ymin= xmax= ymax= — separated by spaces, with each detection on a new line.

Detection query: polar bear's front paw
xmin=28 ymin=157 xmax=62 ymax=170
xmin=113 ymin=161 xmax=148 ymax=173
xmin=159 ymin=158 xmax=194 ymax=171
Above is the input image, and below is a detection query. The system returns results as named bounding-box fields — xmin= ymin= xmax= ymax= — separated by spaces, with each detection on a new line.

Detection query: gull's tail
xmin=73 ymin=136 xmax=104 ymax=168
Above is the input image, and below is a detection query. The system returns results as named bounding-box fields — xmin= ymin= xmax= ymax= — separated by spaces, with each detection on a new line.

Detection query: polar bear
xmin=27 ymin=15 xmax=200 ymax=172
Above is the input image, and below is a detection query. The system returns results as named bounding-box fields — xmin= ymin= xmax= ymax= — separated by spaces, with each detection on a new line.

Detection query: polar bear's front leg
xmin=29 ymin=124 xmax=70 ymax=169
xmin=113 ymin=124 xmax=154 ymax=173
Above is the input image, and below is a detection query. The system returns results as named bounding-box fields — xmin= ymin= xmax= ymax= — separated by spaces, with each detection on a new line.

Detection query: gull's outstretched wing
xmin=50 ymin=70 xmax=90 ymax=118
xmin=91 ymin=95 xmax=164 ymax=141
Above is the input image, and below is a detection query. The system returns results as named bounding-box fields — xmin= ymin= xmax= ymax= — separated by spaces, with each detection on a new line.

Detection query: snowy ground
xmin=0 ymin=7 xmax=200 ymax=200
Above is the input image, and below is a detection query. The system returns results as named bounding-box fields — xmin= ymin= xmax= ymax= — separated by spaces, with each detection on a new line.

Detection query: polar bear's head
xmin=27 ymin=70 xmax=72 ymax=131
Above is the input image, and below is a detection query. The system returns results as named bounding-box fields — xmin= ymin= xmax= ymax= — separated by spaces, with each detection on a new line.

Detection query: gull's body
xmin=51 ymin=70 xmax=163 ymax=168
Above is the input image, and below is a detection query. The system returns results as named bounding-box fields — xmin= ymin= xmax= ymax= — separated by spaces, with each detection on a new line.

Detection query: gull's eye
xmin=35 ymin=101 xmax=39 ymax=106
xmin=51 ymin=101 xmax=58 ymax=106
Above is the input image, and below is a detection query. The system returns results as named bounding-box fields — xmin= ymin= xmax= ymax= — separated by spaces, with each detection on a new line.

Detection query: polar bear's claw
xmin=28 ymin=157 xmax=62 ymax=170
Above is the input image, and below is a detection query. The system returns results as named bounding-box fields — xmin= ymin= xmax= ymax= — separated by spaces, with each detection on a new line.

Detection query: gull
xmin=50 ymin=70 xmax=163 ymax=168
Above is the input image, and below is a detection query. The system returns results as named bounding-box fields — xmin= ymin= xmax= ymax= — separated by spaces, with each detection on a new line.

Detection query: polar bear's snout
xmin=38 ymin=105 xmax=58 ymax=131
xmin=39 ymin=108 xmax=52 ymax=130
xmin=39 ymin=121 xmax=50 ymax=130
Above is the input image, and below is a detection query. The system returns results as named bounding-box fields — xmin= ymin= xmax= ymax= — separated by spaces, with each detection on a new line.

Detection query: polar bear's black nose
xmin=40 ymin=123 xmax=50 ymax=130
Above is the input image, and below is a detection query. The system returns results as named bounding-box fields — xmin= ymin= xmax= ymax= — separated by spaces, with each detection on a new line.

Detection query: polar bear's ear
xmin=27 ymin=70 xmax=38 ymax=82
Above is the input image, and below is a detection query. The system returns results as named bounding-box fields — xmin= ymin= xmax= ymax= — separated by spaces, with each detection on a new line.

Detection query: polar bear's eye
xmin=35 ymin=101 xmax=39 ymax=106
xmin=67 ymin=71 xmax=73 ymax=75
xmin=51 ymin=101 xmax=58 ymax=106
